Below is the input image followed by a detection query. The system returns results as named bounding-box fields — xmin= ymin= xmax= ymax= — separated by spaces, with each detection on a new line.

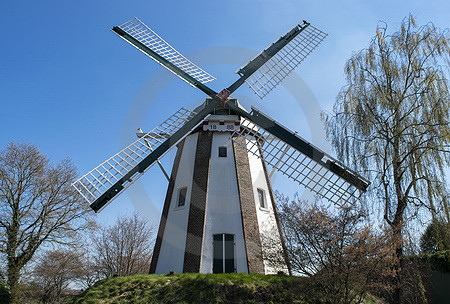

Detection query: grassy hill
xmin=69 ymin=273 xmax=383 ymax=304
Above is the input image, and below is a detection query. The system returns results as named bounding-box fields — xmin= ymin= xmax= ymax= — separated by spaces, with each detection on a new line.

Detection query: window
xmin=177 ymin=187 xmax=187 ymax=207
xmin=213 ymin=234 xmax=235 ymax=273
xmin=218 ymin=146 xmax=227 ymax=157
xmin=257 ymin=188 xmax=266 ymax=208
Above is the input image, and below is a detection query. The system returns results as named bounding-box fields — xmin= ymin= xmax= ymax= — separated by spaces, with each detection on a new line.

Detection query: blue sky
xmin=1 ymin=0 xmax=448 ymax=226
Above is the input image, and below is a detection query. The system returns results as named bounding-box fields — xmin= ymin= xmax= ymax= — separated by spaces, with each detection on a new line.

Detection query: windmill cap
xmin=193 ymin=98 xmax=247 ymax=116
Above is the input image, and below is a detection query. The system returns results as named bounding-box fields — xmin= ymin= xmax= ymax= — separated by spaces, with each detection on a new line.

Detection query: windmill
xmin=73 ymin=17 xmax=370 ymax=275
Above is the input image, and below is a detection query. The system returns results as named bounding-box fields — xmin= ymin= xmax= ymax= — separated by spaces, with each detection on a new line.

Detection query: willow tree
xmin=323 ymin=15 xmax=449 ymax=301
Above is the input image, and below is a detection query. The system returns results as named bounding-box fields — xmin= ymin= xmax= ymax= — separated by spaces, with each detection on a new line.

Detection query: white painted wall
xmin=155 ymin=125 xmax=287 ymax=275
xmin=201 ymin=132 xmax=249 ymax=274
xmin=155 ymin=132 xmax=198 ymax=274
xmin=246 ymin=137 xmax=289 ymax=274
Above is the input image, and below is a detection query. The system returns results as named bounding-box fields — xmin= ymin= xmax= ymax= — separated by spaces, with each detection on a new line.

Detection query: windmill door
xmin=213 ymin=234 xmax=235 ymax=273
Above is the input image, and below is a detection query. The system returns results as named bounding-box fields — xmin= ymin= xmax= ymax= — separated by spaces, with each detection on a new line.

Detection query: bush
xmin=0 ymin=279 xmax=11 ymax=304
xmin=420 ymin=221 xmax=450 ymax=253
xmin=416 ymin=250 xmax=450 ymax=273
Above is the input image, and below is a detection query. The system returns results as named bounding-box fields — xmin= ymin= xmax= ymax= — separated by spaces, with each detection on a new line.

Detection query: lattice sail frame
xmin=72 ymin=108 xmax=198 ymax=208
xmin=117 ymin=17 xmax=216 ymax=85
xmin=231 ymin=118 xmax=363 ymax=205
xmin=244 ymin=25 xmax=327 ymax=99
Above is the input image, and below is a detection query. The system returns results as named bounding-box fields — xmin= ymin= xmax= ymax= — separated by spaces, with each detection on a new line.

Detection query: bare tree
xmin=323 ymin=15 xmax=449 ymax=302
xmin=272 ymin=193 xmax=395 ymax=304
xmin=0 ymin=142 xmax=93 ymax=304
xmin=93 ymin=214 xmax=154 ymax=278
xmin=31 ymin=249 xmax=85 ymax=304
xmin=76 ymin=254 xmax=103 ymax=290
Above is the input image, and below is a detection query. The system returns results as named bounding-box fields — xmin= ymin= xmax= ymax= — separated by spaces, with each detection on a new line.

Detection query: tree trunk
xmin=392 ymin=223 xmax=403 ymax=303
xmin=7 ymin=263 xmax=20 ymax=304
xmin=7 ymin=215 xmax=21 ymax=304
xmin=391 ymin=131 xmax=406 ymax=303
xmin=390 ymin=193 xmax=406 ymax=303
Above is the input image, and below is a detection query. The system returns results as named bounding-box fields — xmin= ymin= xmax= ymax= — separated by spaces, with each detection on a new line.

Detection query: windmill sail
xmin=228 ymin=104 xmax=369 ymax=204
xmin=234 ymin=22 xmax=327 ymax=99
xmin=73 ymin=106 xmax=215 ymax=212
xmin=112 ymin=18 xmax=216 ymax=97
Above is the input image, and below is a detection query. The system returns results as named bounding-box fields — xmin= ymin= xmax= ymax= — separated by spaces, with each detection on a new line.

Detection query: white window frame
xmin=257 ymin=188 xmax=267 ymax=209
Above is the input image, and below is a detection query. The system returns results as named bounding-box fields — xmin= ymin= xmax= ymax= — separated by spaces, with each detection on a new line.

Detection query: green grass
xmin=68 ymin=273 xmax=386 ymax=304
xmin=68 ymin=273 xmax=312 ymax=304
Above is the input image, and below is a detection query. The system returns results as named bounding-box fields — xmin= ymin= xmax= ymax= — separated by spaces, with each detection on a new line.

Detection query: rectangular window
xmin=218 ymin=146 xmax=227 ymax=157
xmin=177 ymin=187 xmax=187 ymax=207
xmin=257 ymin=188 xmax=266 ymax=208
xmin=213 ymin=234 xmax=235 ymax=273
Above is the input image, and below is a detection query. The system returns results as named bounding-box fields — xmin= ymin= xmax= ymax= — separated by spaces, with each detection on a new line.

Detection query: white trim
xmin=259 ymin=206 xmax=269 ymax=212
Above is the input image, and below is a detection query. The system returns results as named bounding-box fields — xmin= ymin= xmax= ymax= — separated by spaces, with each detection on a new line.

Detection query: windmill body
xmin=151 ymin=100 xmax=289 ymax=274
xmin=73 ymin=17 xmax=370 ymax=276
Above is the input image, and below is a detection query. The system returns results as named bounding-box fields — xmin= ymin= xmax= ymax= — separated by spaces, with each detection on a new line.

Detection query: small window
xmin=177 ymin=187 xmax=187 ymax=207
xmin=257 ymin=188 xmax=266 ymax=208
xmin=218 ymin=146 xmax=227 ymax=158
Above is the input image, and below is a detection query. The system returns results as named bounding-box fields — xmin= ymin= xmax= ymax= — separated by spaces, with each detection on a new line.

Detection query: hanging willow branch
xmin=323 ymin=14 xmax=449 ymax=233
